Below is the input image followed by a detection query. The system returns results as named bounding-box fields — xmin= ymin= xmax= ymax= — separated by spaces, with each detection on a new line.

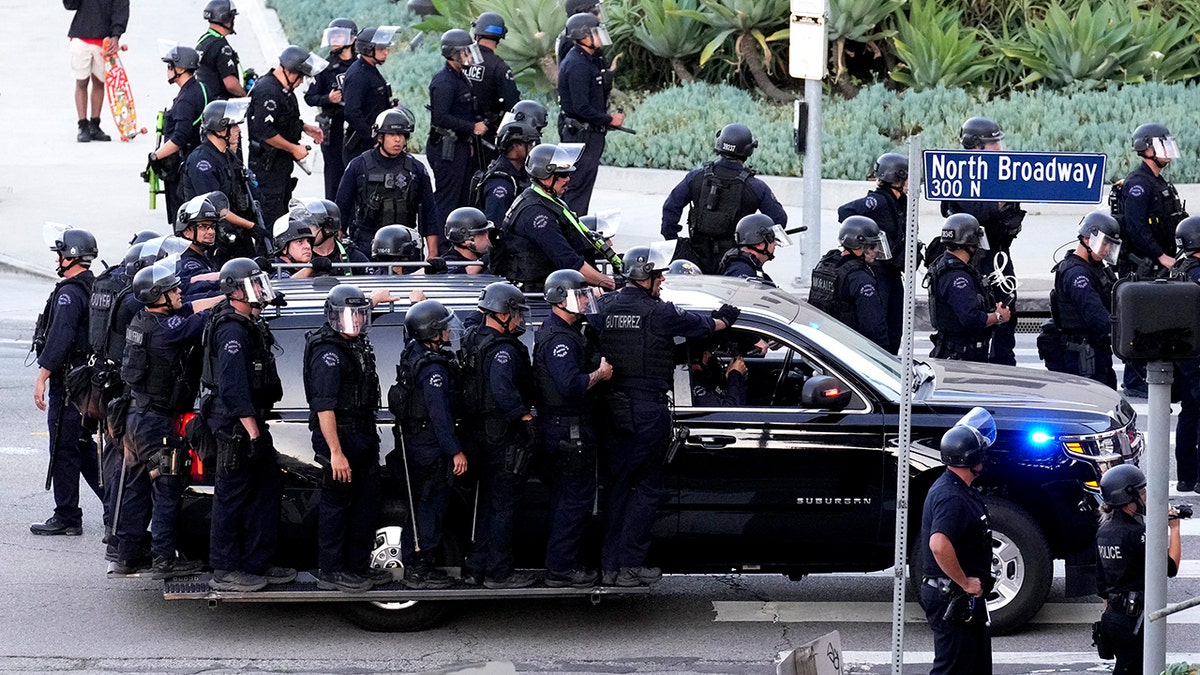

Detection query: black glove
xmin=310 ymin=255 xmax=333 ymax=275
xmin=426 ymin=256 xmax=448 ymax=274
xmin=266 ymin=291 xmax=288 ymax=308
xmin=712 ymin=303 xmax=740 ymax=327
xmin=253 ymin=256 xmax=275 ymax=274
xmin=249 ymin=430 xmax=273 ymax=460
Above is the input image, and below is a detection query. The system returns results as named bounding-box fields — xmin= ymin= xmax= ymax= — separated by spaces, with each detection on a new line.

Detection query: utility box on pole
xmin=789 ymin=0 xmax=829 ymax=81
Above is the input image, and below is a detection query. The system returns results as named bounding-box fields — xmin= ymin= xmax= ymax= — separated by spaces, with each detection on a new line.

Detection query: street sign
xmin=922 ymin=150 xmax=1107 ymax=204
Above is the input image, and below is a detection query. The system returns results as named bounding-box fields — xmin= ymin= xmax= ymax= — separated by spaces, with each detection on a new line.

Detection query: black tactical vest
xmin=809 ymin=250 xmax=867 ymax=327
xmin=303 ymin=324 xmax=381 ymax=426
xmin=33 ymin=273 xmax=95 ymax=363
xmin=927 ymin=253 xmax=989 ymax=333
xmin=470 ymin=158 xmax=527 ymax=211
xmin=533 ymin=318 xmax=601 ymax=412
xmin=460 ymin=325 xmax=531 ymax=419
xmin=1050 ymin=253 xmax=1112 ymax=334
xmin=122 ymin=311 xmax=197 ymax=413
xmin=718 ymin=248 xmax=773 ymax=284
xmin=390 ymin=344 xmax=457 ymax=427
xmin=357 ymin=151 xmax=418 ymax=230
xmin=495 ymin=188 xmax=586 ymax=289
xmin=687 ymin=162 xmax=753 ymax=240
xmin=200 ymin=301 xmax=282 ymax=415
xmin=87 ymin=266 xmax=130 ymax=359
xmin=596 ymin=288 xmax=675 ymax=390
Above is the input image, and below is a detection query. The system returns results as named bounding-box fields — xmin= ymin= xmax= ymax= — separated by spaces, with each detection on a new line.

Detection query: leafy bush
xmin=890 ymin=0 xmax=996 ymax=91
xmin=266 ymin=0 xmax=420 ymax=53
xmin=826 ymin=0 xmax=906 ymax=81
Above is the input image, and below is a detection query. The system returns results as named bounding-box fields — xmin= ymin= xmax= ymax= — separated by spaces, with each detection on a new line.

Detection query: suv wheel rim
xmin=988 ymin=530 xmax=1025 ymax=613
xmin=369 ymin=525 xmax=415 ymax=610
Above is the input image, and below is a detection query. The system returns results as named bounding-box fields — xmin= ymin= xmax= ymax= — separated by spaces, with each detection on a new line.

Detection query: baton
xmin=394 ymin=425 xmax=421 ymax=552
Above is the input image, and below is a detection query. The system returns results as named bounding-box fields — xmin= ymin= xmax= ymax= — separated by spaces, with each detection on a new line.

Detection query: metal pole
xmin=891 ymin=135 xmax=923 ymax=675
xmin=800 ymin=77 xmax=822 ymax=284
xmin=1143 ymin=360 xmax=1172 ymax=675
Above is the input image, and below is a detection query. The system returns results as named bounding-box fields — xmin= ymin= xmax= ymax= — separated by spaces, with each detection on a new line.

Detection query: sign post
xmin=789 ymin=0 xmax=828 ymax=285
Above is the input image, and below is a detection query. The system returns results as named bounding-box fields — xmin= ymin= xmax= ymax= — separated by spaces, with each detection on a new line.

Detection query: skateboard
xmin=102 ymin=38 xmax=147 ymax=142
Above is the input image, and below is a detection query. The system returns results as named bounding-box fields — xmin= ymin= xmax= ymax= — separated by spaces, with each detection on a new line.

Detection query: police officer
xmin=271 ymin=210 xmax=315 ymax=279
xmin=500 ymin=99 xmax=549 ymax=135
xmin=305 ymin=19 xmax=359 ymax=200
xmin=494 ymin=143 xmax=615 ymax=292
xmin=474 ymin=120 xmax=539 ymax=226
xmin=114 ymin=262 xmax=221 ymax=577
xmin=336 ymin=107 xmax=440 ymax=259
xmin=201 ymin=258 xmax=293 ymax=592
xmin=838 ymin=152 xmax=908 ymax=352
xmin=594 ymin=246 xmax=740 ymax=586
xmin=662 ymin=124 xmax=788 ymax=274
xmin=535 ymin=269 xmax=611 ymax=588
xmin=390 ymin=300 xmax=468 ymax=589
xmin=442 ymin=207 xmax=492 ymax=275
xmin=918 ymin=407 xmax=996 ymax=675
xmin=555 ymin=0 xmax=605 ymax=63
xmin=808 ymin=216 xmax=890 ymax=350
xmin=303 ymin=284 xmax=397 ymax=592
xmin=1040 ymin=212 xmax=1120 ymax=387
xmin=299 ymin=198 xmax=371 ymax=275
xmin=370 ymin=225 xmax=427 ymax=276
xmin=248 ymin=45 xmax=326 ymax=227
xmin=31 ymin=228 xmax=103 ymax=537
xmin=468 ymin=13 xmax=520 ymax=156
xmin=927 ymin=214 xmax=1010 ymax=362
xmin=341 ymin=26 xmax=396 ymax=163
xmin=1095 ymin=464 xmax=1183 ymax=674
xmin=460 ymin=283 xmax=537 ymax=589
xmin=717 ymin=214 xmax=790 ymax=286
xmin=1115 ymin=123 xmax=1187 ymax=398
xmin=195 ymin=0 xmax=246 ymax=100
xmin=687 ymin=340 xmax=747 ymax=407
xmin=183 ymin=100 xmax=265 ymax=263
xmin=429 ymin=30 xmax=488 ymax=225
xmin=175 ymin=193 xmax=223 ymax=298
xmin=1170 ymin=216 xmax=1200 ymax=493
xmin=557 ymin=12 xmax=622 ymax=215
xmin=150 ymin=45 xmax=208 ymax=221
xmin=941 ymin=118 xmax=1026 ymax=367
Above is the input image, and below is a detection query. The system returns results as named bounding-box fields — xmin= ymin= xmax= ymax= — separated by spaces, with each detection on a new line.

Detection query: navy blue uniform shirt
xmin=195 ymin=30 xmax=240 ymax=100
xmin=509 ymin=193 xmax=587 ymax=272
xmin=38 ymin=272 xmax=94 ymax=373
xmin=179 ymin=247 xmax=220 ymax=299
xmin=661 ymin=158 xmax=788 ymax=240
xmin=479 ymin=326 xmax=531 ymax=423
xmin=335 ymin=150 xmax=439 ymax=239
xmin=165 ymin=77 xmax=209 ymax=156
xmin=482 ymin=156 xmax=523 ymax=226
xmin=211 ymin=315 xmax=260 ymax=420
xmin=341 ymin=59 xmax=392 ymax=147
xmin=465 ymin=45 xmax=519 ymax=126
xmin=837 ymin=187 xmax=906 ymax=269
xmin=935 ymin=252 xmax=989 ymax=334
xmin=690 ymin=366 xmax=746 ymax=407
xmin=407 ymin=341 xmax=464 ymax=461
xmin=304 ymin=55 xmax=355 ymax=119
xmin=537 ymin=312 xmax=591 ymax=407
xmin=142 ymin=304 xmax=208 ymax=364
xmin=558 ymin=46 xmax=612 ymax=129
xmin=1122 ymin=162 xmax=1178 ymax=260
xmin=840 ymin=256 xmax=889 ymax=348
xmin=428 ymin=64 xmax=477 ymax=142
xmin=248 ymin=73 xmax=302 ymax=146
xmin=920 ymin=469 xmax=991 ymax=580
xmin=1058 ymin=253 xmax=1111 ymax=335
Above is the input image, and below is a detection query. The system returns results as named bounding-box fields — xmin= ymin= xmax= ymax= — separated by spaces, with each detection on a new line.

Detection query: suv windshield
xmin=793 ymin=314 xmax=902 ymax=400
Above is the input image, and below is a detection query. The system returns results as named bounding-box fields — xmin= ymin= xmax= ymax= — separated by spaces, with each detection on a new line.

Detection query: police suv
xmin=164 ymin=273 xmax=1140 ymax=634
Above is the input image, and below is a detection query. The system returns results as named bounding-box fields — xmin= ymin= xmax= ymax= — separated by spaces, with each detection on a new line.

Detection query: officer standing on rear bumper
xmin=593 ymin=246 xmax=739 ymax=587
xmin=927 ymin=214 xmax=1010 ymax=362
xmin=341 ymin=26 xmax=396 ymax=163
xmin=808 ymin=216 xmax=890 ymax=350
xmin=1094 ymin=464 xmax=1182 ymax=675
xmin=1170 ymin=216 xmax=1200 ymax=494
xmin=201 ymin=258 xmax=294 ymax=592
xmin=918 ymin=407 xmax=996 ymax=675
xmin=476 ymin=120 xmax=539 ymax=227
xmin=442 ymin=207 xmax=493 ymax=275
xmin=536 ymin=269 xmax=611 ymax=588
xmin=717 ymin=214 xmax=790 ymax=287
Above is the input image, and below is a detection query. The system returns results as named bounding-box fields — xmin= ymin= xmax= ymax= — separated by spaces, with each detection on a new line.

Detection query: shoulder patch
xmin=492 ymin=185 xmax=508 ymax=199
xmin=57 ymin=293 xmax=72 ymax=306
xmin=864 ymin=195 xmax=878 ymax=210
xmin=692 ymin=385 xmax=708 ymax=398
xmin=952 ymin=276 xmax=969 ymax=290
xmin=1127 ymin=184 xmax=1145 ymax=198
xmin=196 ymin=159 xmax=212 ymax=172
xmin=1072 ymin=275 xmax=1090 ymax=289
xmin=223 ymin=339 xmax=242 ymax=355
xmin=859 ymin=284 xmax=876 ymax=297
xmin=166 ymin=315 xmax=184 ymax=329
xmin=322 ymin=351 xmax=339 ymax=367
xmin=264 ymin=99 xmax=277 ymax=112
xmin=552 ymin=343 xmax=570 ymax=359
xmin=428 ymin=372 xmax=444 ymax=388
xmin=221 ymin=45 xmax=233 ymax=56
xmin=532 ymin=213 xmax=550 ymax=230
xmin=494 ymin=350 xmax=511 ymax=365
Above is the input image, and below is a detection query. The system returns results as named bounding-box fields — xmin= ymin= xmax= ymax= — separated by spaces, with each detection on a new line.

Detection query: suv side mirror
xmin=801 ymin=375 xmax=851 ymax=410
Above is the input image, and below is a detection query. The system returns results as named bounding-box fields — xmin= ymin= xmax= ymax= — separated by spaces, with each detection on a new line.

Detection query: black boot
xmin=77 ymin=119 xmax=92 ymax=143
xmin=89 ymin=117 xmax=111 ymax=142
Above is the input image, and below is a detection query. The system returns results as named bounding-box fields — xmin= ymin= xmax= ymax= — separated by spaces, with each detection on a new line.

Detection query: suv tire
xmin=984 ymin=497 xmax=1052 ymax=635
xmin=342 ymin=523 xmax=459 ymax=632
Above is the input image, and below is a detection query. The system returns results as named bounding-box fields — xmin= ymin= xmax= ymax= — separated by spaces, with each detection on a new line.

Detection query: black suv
xmin=171 ymin=274 xmax=1140 ymax=634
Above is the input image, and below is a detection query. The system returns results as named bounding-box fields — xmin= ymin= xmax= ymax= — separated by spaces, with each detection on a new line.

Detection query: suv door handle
xmin=687 ymin=434 xmax=736 ymax=449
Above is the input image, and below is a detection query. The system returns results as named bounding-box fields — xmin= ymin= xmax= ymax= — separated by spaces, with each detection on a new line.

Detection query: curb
xmin=0 ymin=253 xmax=58 ymax=281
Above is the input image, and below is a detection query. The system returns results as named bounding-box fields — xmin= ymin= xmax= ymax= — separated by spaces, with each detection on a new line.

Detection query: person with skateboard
xmin=196 ymin=0 xmax=246 ymax=100
xmin=64 ymin=0 xmax=128 ymax=142
xmin=149 ymin=45 xmax=208 ymax=222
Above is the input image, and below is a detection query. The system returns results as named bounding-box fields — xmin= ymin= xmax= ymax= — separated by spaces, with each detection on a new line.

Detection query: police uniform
xmin=391 ymin=340 xmax=463 ymax=565
xmin=116 ymin=305 xmax=207 ymax=566
xmin=941 ymin=199 xmax=1024 ymax=366
xmin=810 ymin=251 xmax=889 ymax=350
xmin=689 ymin=361 xmax=746 ymax=407
xmin=182 ymin=140 xmax=263 ymax=263
xmin=428 ymin=63 xmax=479 ymax=227
xmin=1118 ymin=162 xmax=1185 ymax=278
xmin=442 ymin=246 xmax=487 ymax=275
xmin=718 ymin=249 xmax=774 ymax=287
xmin=340 ymin=58 xmax=393 ymax=164
xmin=303 ymin=324 xmax=382 ymax=577
xmin=196 ymin=28 xmax=240 ymax=100
xmin=334 ymin=147 xmax=439 ymax=258
xmin=34 ymin=270 xmax=102 ymax=533
xmin=1042 ymin=251 xmax=1116 ymax=387
xmin=1095 ymin=510 xmax=1180 ymax=674
xmin=534 ymin=312 xmax=602 ymax=578
xmin=179 ymin=246 xmax=221 ymax=299
xmin=839 ymin=188 xmax=906 ymax=352
xmin=928 ymin=251 xmax=992 ymax=362
xmin=247 ymin=71 xmax=305 ymax=226
xmin=304 ymin=54 xmax=355 ymax=200
xmin=918 ymin=469 xmax=993 ymax=675
xmin=161 ymin=77 xmax=210 ymax=220
xmin=1172 ymin=258 xmax=1200 ymax=491
xmin=594 ymin=283 xmax=716 ymax=578
xmin=477 ymin=155 xmax=528 ymax=227
xmin=495 ymin=186 xmax=596 ymax=292
xmin=663 ymin=157 xmax=788 ymax=275
xmin=462 ymin=325 xmax=534 ymax=583
xmin=557 ymin=44 xmax=613 ymax=215
xmin=465 ymin=44 xmax=519 ymax=153
xmin=201 ymin=301 xmax=284 ymax=578
xmin=321 ymin=238 xmax=372 ymax=275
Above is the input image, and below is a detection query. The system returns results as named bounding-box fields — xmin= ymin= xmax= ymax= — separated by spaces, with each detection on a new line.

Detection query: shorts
xmin=70 ymin=39 xmax=105 ymax=80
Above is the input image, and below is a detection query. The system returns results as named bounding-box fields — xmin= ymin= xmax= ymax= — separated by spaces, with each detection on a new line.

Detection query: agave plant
xmin=1126 ymin=6 xmax=1200 ymax=83
xmin=890 ymin=0 xmax=995 ymax=91
xmin=411 ymin=0 xmax=481 ymax=33
xmin=826 ymin=0 xmax=907 ymax=83
xmin=677 ymin=0 xmax=792 ymax=102
xmin=1000 ymin=0 xmax=1142 ymax=87
xmin=627 ymin=0 xmax=713 ymax=82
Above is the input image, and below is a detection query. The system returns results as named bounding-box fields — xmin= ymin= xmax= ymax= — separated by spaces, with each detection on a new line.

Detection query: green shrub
xmin=266 ymin=0 xmax=420 ymax=53
xmin=890 ymin=0 xmax=996 ymax=91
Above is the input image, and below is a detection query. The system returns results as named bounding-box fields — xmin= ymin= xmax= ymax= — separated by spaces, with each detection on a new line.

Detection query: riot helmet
xmin=1132 ymin=123 xmax=1179 ymax=159
xmin=129 ymin=230 xmax=161 ymax=246
xmin=218 ymin=257 xmax=276 ymax=306
xmin=478 ymin=282 xmax=529 ymax=335
xmin=162 ymin=45 xmax=200 ymax=72
xmin=1177 ymin=216 xmax=1200 ymax=253
xmin=297 ymin=198 xmax=342 ymax=234
xmin=960 ymin=117 xmax=1004 ymax=149
xmin=322 ymin=18 xmax=358 ymax=50
xmin=200 ymin=99 xmax=248 ymax=136
xmin=175 ymin=193 xmax=222 ymax=237
xmin=404 ymin=299 xmax=459 ymax=345
xmin=132 ymin=261 xmax=182 ymax=306
xmin=273 ymin=210 xmax=316 ymax=250
xmin=939 ymin=407 xmax=995 ymax=468
xmin=501 ymin=100 xmax=549 ymax=132
xmin=527 ymin=143 xmax=584 ymax=180
xmin=371 ymin=225 xmax=421 ymax=262
xmin=714 ymin=124 xmax=757 ymax=160
xmin=566 ymin=0 xmax=604 ymax=17
xmin=1099 ymin=464 xmax=1147 ymax=507
xmin=48 ymin=226 xmax=98 ymax=263
xmin=203 ymin=0 xmax=237 ymax=29
xmin=472 ymin=12 xmax=507 ymax=40
xmin=441 ymin=29 xmax=482 ymax=66
xmin=735 ymin=214 xmax=792 ymax=248
xmin=325 ymin=284 xmax=372 ymax=336
xmin=839 ymin=215 xmax=891 ymax=260
xmin=445 ymin=207 xmax=494 ymax=251
xmin=940 ymin=213 xmax=988 ymax=250
xmin=565 ymin=13 xmax=611 ymax=47
xmin=496 ymin=120 xmax=541 ymax=152
xmin=123 ymin=242 xmax=149 ymax=276
xmin=665 ymin=259 xmax=703 ymax=276
xmin=543 ymin=268 xmax=601 ymax=314
xmin=1077 ymin=211 xmax=1122 ymax=265
xmin=873 ymin=152 xmax=909 ymax=185
xmin=622 ymin=246 xmax=670 ymax=281
xmin=279 ymin=45 xmax=327 ymax=77
xmin=372 ymin=107 xmax=416 ymax=138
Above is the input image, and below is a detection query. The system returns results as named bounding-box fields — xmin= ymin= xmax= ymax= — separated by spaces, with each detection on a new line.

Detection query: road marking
xmin=713 ymin=601 xmax=1200 ymax=624
xmin=0 ymin=446 xmax=40 ymax=455
xmin=29 ymin=431 xmax=47 ymax=436
xmin=837 ymin=651 xmax=1200 ymax=666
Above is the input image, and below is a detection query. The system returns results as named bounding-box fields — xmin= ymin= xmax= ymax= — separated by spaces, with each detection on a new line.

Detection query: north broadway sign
xmin=923 ymin=150 xmax=1107 ymax=204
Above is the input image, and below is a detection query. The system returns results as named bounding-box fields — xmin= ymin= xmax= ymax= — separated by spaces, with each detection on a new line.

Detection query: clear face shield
xmin=589 ymin=25 xmax=612 ymax=48
xmin=768 ymin=224 xmax=793 ymax=247
xmin=549 ymin=143 xmax=585 ymax=174
xmin=866 ymin=234 xmax=892 ymax=261
xmin=976 ymin=228 xmax=991 ymax=252
xmin=327 ymin=299 xmax=372 ymax=336
xmin=561 ymin=285 xmax=604 ymax=315
xmin=321 ymin=27 xmax=354 ymax=50
xmin=142 ymin=235 xmax=192 ymax=263
xmin=647 ymin=241 xmax=676 ymax=275
xmin=1152 ymin=136 xmax=1181 ymax=159
xmin=424 ymin=310 xmax=465 ymax=352
xmin=373 ymin=26 xmax=399 ymax=51
xmin=157 ymin=39 xmax=180 ymax=61
xmin=43 ymin=222 xmax=72 ymax=252
xmin=240 ymin=271 xmax=276 ymax=307
xmin=458 ymin=44 xmax=484 ymax=67
xmin=588 ymin=209 xmax=621 ymax=239
xmin=221 ymin=98 xmax=250 ymax=127
xmin=1091 ymin=231 xmax=1121 ymax=266
xmin=299 ymin=53 xmax=329 ymax=78
xmin=954 ymin=406 xmax=996 ymax=450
